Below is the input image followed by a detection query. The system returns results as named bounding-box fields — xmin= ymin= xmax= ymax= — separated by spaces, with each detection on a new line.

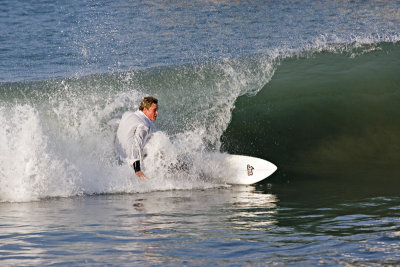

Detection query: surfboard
xmin=224 ymin=155 xmax=277 ymax=185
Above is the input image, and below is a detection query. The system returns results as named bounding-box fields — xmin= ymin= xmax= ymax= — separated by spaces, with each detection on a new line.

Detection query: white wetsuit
xmin=115 ymin=110 xmax=156 ymax=168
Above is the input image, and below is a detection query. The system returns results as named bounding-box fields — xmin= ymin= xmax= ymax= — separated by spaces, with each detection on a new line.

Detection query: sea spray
xmin=143 ymin=131 xmax=231 ymax=190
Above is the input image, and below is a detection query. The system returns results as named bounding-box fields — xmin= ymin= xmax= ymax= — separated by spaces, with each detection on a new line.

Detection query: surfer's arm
xmin=130 ymin=125 xmax=150 ymax=178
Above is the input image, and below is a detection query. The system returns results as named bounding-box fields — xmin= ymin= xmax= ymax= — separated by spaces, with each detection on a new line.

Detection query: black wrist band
xmin=133 ymin=160 xmax=141 ymax=172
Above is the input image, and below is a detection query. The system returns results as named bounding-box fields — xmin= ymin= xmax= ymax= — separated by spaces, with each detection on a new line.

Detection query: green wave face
xmin=222 ymin=43 xmax=400 ymax=179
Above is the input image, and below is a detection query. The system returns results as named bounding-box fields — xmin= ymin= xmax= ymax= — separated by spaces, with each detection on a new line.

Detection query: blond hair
xmin=139 ymin=96 xmax=158 ymax=111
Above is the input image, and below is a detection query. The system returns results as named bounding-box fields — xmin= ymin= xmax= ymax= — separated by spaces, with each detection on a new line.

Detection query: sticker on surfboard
xmin=247 ymin=164 xmax=254 ymax=176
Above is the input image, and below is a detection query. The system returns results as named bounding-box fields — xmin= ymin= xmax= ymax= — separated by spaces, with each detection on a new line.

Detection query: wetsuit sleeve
xmin=132 ymin=160 xmax=141 ymax=172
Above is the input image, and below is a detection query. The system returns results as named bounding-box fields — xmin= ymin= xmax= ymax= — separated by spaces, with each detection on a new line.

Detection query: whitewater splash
xmin=0 ymin=55 xmax=278 ymax=202
xmin=0 ymin=97 xmax=227 ymax=202
xmin=0 ymin=105 xmax=82 ymax=202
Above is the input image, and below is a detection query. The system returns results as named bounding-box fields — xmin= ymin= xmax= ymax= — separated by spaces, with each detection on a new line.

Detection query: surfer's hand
xmin=135 ymin=171 xmax=147 ymax=179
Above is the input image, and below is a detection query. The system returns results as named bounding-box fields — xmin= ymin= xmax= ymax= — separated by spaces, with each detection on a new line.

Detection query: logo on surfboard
xmin=247 ymin=164 xmax=254 ymax=176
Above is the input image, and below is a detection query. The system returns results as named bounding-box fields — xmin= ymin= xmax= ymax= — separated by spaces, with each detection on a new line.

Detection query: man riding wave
xmin=114 ymin=96 xmax=159 ymax=179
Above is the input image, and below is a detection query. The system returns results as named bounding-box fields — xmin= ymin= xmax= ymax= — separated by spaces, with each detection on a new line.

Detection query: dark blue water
xmin=1 ymin=0 xmax=399 ymax=82
xmin=1 ymin=0 xmax=400 ymax=265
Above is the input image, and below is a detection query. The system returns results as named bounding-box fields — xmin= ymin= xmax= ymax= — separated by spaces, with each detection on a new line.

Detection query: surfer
xmin=115 ymin=96 xmax=158 ymax=179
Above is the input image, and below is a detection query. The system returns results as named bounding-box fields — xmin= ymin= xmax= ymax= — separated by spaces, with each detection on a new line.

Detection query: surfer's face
xmin=143 ymin=103 xmax=158 ymax=121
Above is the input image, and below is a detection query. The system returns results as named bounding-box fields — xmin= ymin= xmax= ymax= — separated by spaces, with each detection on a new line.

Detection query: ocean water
xmin=1 ymin=0 xmax=400 ymax=265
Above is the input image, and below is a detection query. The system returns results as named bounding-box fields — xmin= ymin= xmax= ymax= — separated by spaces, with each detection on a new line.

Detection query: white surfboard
xmin=224 ymin=155 xmax=277 ymax=185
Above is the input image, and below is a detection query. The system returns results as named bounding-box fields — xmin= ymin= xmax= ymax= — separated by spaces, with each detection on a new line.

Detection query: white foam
xmin=0 ymin=105 xmax=82 ymax=202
